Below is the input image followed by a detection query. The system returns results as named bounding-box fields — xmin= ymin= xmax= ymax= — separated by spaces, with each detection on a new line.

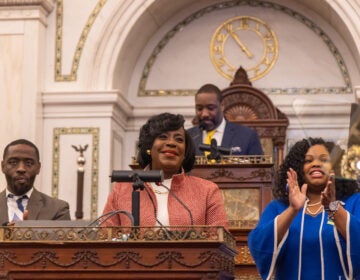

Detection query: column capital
xmin=0 ymin=0 xmax=55 ymax=14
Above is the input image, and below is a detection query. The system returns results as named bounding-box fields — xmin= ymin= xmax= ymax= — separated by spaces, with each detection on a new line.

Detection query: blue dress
xmin=248 ymin=193 xmax=360 ymax=280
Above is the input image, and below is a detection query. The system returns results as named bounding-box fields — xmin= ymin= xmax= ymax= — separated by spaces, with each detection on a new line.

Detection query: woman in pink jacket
xmin=101 ymin=112 xmax=229 ymax=230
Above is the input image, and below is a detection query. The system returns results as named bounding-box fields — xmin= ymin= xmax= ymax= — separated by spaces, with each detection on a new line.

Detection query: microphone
xmin=191 ymin=121 xmax=206 ymax=142
xmin=111 ymin=170 xmax=163 ymax=226
xmin=199 ymin=121 xmax=207 ymax=131
xmin=199 ymin=142 xmax=232 ymax=155
xmin=87 ymin=209 xmax=134 ymax=227
xmin=110 ymin=170 xmax=164 ymax=183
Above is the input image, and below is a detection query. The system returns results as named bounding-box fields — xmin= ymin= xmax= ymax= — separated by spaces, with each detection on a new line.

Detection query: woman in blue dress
xmin=248 ymin=137 xmax=360 ymax=280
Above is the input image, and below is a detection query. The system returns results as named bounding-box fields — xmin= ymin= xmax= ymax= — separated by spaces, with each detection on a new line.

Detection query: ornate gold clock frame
xmin=210 ymin=16 xmax=279 ymax=81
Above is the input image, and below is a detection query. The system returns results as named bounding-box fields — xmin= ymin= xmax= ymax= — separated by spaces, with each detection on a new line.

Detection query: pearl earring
xmin=146 ymin=149 xmax=151 ymax=155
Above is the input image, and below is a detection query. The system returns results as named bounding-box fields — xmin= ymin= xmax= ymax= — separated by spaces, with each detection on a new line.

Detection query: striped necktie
xmin=8 ymin=194 xmax=28 ymax=212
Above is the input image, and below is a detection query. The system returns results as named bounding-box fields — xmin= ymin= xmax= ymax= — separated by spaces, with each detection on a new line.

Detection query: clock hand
xmin=230 ymin=32 xmax=253 ymax=59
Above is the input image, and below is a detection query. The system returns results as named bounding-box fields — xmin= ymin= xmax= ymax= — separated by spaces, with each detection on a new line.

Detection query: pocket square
xmin=231 ymin=147 xmax=242 ymax=154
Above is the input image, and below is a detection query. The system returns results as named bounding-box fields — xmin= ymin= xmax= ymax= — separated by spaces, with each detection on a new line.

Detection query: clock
xmin=210 ymin=16 xmax=279 ymax=81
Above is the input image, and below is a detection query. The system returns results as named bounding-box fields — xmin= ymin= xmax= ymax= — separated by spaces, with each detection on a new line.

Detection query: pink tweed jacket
xmin=102 ymin=170 xmax=229 ymax=229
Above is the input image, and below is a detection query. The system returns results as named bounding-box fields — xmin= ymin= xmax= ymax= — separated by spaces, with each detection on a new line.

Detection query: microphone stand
xmin=131 ymin=173 xmax=145 ymax=226
xmin=110 ymin=170 xmax=163 ymax=227
xmin=207 ymin=139 xmax=222 ymax=163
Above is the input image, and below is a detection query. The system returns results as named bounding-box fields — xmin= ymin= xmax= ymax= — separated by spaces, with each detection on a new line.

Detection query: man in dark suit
xmin=0 ymin=139 xmax=70 ymax=226
xmin=187 ymin=84 xmax=263 ymax=156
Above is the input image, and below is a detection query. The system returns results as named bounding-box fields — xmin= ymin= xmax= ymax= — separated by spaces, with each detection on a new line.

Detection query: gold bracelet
xmin=327 ymin=210 xmax=337 ymax=221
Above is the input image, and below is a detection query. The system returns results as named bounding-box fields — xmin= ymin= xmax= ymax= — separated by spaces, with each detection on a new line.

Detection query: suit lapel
xmin=0 ymin=190 xmax=9 ymax=224
xmin=189 ymin=127 xmax=203 ymax=155
xmin=192 ymin=126 xmax=203 ymax=141
xmin=221 ymin=121 xmax=235 ymax=147
xmin=26 ymin=188 xmax=43 ymax=220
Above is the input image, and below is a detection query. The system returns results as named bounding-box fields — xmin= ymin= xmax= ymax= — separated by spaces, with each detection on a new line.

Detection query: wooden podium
xmin=190 ymin=155 xmax=275 ymax=279
xmin=0 ymin=226 xmax=236 ymax=280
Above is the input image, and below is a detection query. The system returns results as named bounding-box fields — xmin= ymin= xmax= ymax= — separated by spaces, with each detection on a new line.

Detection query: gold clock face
xmin=210 ymin=16 xmax=278 ymax=81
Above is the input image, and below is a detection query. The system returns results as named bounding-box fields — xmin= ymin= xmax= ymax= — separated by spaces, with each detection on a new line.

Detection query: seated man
xmin=0 ymin=139 xmax=70 ymax=226
xmin=187 ymin=83 xmax=263 ymax=156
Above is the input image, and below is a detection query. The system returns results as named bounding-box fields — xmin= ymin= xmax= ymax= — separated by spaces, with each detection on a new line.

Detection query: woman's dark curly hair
xmin=273 ymin=137 xmax=360 ymax=203
xmin=137 ymin=113 xmax=195 ymax=173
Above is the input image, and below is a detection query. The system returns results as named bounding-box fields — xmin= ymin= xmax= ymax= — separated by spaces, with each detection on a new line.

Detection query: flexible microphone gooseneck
xmin=144 ymin=185 xmax=195 ymax=240
xmin=199 ymin=121 xmax=207 ymax=131
xmin=143 ymin=187 xmax=166 ymax=228
xmin=157 ymin=182 xmax=194 ymax=226
xmin=87 ymin=209 xmax=134 ymax=227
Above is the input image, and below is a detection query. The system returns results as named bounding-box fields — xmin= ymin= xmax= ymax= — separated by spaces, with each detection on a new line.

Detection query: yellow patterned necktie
xmin=204 ymin=129 xmax=216 ymax=157
xmin=205 ymin=129 xmax=216 ymax=144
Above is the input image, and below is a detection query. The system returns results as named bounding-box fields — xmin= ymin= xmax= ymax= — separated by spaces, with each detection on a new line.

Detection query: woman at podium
xmin=102 ymin=112 xmax=229 ymax=229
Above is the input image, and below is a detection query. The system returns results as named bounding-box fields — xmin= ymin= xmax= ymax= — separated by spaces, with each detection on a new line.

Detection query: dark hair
xmin=3 ymin=139 xmax=40 ymax=161
xmin=273 ymin=137 xmax=360 ymax=203
xmin=137 ymin=113 xmax=195 ymax=173
xmin=335 ymin=177 xmax=360 ymax=199
xmin=196 ymin=83 xmax=222 ymax=102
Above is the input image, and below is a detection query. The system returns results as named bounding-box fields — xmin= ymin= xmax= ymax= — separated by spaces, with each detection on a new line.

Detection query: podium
xmin=0 ymin=226 xmax=236 ymax=280
xmin=190 ymin=155 xmax=275 ymax=278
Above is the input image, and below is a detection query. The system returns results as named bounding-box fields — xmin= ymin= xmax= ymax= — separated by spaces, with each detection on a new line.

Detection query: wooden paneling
xmin=0 ymin=226 xmax=236 ymax=280
xmin=190 ymin=161 xmax=274 ymax=279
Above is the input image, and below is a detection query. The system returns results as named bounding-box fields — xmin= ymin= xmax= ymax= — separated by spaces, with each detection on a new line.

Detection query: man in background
xmin=187 ymin=83 xmax=263 ymax=156
xmin=0 ymin=139 xmax=70 ymax=226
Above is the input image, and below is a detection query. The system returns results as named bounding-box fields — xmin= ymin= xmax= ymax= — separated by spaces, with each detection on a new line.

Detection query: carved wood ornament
xmin=222 ymin=66 xmax=289 ymax=167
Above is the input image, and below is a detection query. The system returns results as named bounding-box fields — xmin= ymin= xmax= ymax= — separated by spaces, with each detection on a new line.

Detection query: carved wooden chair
xmin=221 ymin=67 xmax=289 ymax=168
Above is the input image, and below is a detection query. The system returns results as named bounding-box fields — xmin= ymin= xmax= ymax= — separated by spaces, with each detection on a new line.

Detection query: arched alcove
xmin=89 ymin=0 xmax=360 ymax=100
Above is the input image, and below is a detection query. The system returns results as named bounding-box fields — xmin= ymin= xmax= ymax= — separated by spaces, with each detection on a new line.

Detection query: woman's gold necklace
xmin=151 ymin=183 xmax=169 ymax=195
xmin=306 ymin=204 xmax=323 ymax=215
xmin=152 ymin=188 xmax=169 ymax=195
xmin=307 ymin=201 xmax=321 ymax=207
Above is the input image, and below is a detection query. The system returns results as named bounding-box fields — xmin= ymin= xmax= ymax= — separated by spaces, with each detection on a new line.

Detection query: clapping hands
xmin=286 ymin=168 xmax=308 ymax=211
